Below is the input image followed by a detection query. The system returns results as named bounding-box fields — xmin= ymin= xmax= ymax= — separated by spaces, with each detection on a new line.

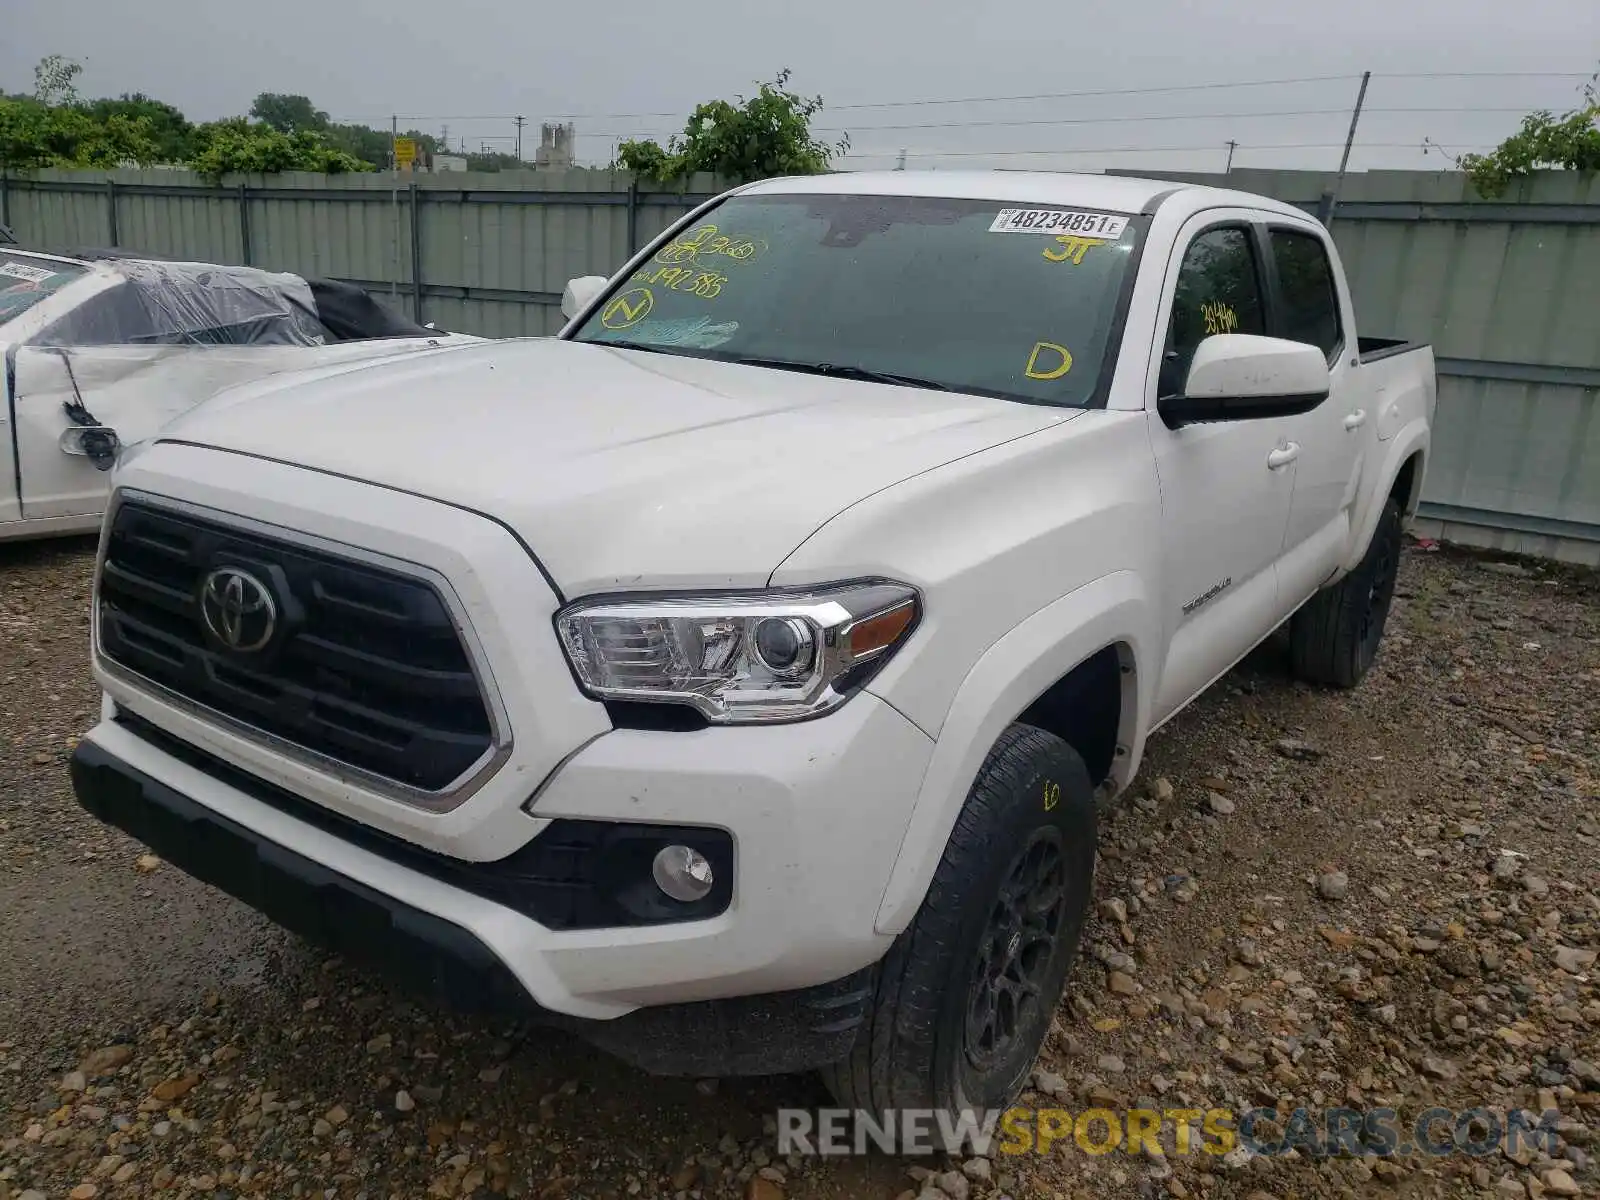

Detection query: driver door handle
xmin=1267 ymin=442 xmax=1300 ymax=470
xmin=1343 ymin=409 xmax=1368 ymax=431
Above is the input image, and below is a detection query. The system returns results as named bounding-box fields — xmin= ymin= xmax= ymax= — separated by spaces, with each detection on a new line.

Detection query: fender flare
xmin=871 ymin=570 xmax=1157 ymax=935
xmin=1343 ymin=422 xmax=1429 ymax=573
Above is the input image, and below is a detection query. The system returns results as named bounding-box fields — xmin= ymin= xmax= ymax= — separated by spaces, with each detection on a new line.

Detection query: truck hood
xmin=161 ymin=338 xmax=1075 ymax=595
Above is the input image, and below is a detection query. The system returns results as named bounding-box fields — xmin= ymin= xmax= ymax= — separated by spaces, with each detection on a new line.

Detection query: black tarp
xmin=306 ymin=278 xmax=437 ymax=341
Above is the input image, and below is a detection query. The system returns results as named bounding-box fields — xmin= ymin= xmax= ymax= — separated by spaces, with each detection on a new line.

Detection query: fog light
xmin=651 ymin=844 xmax=715 ymax=902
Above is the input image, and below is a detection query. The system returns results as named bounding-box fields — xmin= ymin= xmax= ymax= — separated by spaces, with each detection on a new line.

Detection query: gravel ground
xmin=1 ymin=535 xmax=1595 ymax=1200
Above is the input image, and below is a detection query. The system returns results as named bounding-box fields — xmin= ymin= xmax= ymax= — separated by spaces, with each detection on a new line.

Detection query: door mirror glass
xmin=1159 ymin=334 xmax=1329 ymax=427
xmin=561 ymin=275 xmax=608 ymax=321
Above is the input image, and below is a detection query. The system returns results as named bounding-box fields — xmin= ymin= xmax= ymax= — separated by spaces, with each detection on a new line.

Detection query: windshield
xmin=571 ymin=193 xmax=1140 ymax=407
xmin=0 ymin=253 xmax=87 ymax=326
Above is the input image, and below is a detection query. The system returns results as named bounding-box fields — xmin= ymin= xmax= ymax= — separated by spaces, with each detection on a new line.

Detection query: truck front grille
xmin=96 ymin=500 xmax=496 ymax=794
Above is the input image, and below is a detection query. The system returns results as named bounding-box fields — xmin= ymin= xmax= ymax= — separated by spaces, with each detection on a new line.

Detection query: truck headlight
xmin=556 ymin=582 xmax=920 ymax=723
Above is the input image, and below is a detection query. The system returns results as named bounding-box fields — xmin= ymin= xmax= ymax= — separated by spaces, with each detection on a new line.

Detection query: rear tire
xmin=820 ymin=723 xmax=1096 ymax=1144
xmin=1289 ymin=497 xmax=1404 ymax=688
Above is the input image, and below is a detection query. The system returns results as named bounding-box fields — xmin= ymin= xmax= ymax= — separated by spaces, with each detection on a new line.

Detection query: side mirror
xmin=561 ymin=275 xmax=608 ymax=321
xmin=59 ymin=425 xmax=122 ymax=471
xmin=1158 ymin=334 xmax=1330 ymax=429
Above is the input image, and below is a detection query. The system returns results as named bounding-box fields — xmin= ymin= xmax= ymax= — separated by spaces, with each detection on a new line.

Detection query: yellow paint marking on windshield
xmin=1024 ymin=342 xmax=1073 ymax=381
xmin=690 ymin=272 xmax=725 ymax=298
xmin=631 ymin=265 xmax=726 ymax=299
xmin=656 ymin=224 xmax=765 ymax=267
xmin=656 ymin=224 xmax=719 ymax=265
xmin=600 ymin=287 xmax=654 ymax=330
xmin=1042 ymin=235 xmax=1107 ymax=265
xmin=1201 ymin=301 xmax=1239 ymax=335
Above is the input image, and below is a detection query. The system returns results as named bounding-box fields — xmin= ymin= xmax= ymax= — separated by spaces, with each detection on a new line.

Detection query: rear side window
xmin=1270 ymin=230 xmax=1341 ymax=360
xmin=1162 ymin=227 xmax=1266 ymax=395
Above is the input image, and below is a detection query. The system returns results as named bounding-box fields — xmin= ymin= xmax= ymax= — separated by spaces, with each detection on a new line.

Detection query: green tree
xmin=616 ymin=69 xmax=847 ymax=184
xmin=324 ymin=122 xmax=440 ymax=169
xmin=33 ymin=54 xmax=82 ymax=105
xmin=186 ymin=118 xmax=371 ymax=181
xmin=0 ymin=95 xmax=159 ymax=169
xmin=464 ymin=149 xmax=522 ymax=171
xmin=1458 ymin=70 xmax=1600 ymax=198
xmin=248 ymin=93 xmax=329 ymax=134
xmin=87 ymin=93 xmax=194 ymax=161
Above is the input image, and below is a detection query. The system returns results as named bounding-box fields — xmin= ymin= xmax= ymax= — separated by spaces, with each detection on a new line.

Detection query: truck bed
xmin=1357 ymin=335 xmax=1430 ymax=364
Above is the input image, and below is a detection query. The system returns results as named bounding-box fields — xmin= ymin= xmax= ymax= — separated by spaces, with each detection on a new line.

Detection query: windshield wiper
xmin=716 ymin=356 xmax=962 ymax=393
xmin=584 ymin=341 xmax=963 ymax=394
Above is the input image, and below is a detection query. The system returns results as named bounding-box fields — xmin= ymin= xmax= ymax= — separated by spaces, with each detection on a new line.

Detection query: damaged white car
xmin=1 ymin=247 xmax=477 ymax=542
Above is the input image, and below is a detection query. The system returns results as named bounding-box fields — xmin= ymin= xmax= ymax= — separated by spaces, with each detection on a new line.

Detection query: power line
xmin=524 ymin=73 xmax=1361 ymax=120
xmin=534 ymin=100 xmax=1570 ymax=142
xmin=525 ymin=105 xmax=1555 ymax=142
xmin=836 ymin=140 xmax=1495 ymax=160
xmin=537 ymin=70 xmax=1595 ymax=120
xmin=354 ymin=69 xmax=1594 ymax=125
xmin=813 ymin=106 xmax=1554 ymax=134
xmin=1383 ymin=70 xmax=1597 ymax=78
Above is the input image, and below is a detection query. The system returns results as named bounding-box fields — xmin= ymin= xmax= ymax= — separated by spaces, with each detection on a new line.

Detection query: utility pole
xmin=1327 ymin=70 xmax=1372 ymax=221
xmin=390 ymin=115 xmax=399 ymax=305
xmin=1224 ymin=140 xmax=1238 ymax=175
xmin=514 ymin=115 xmax=526 ymax=162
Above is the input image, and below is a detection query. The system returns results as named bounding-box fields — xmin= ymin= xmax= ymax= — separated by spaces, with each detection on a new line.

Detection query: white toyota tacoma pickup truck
xmin=71 ymin=171 xmax=1435 ymax=1122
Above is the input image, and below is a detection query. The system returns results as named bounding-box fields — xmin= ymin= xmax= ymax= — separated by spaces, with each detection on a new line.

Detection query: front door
xmin=12 ymin=346 xmax=211 ymax=520
xmin=1148 ymin=216 xmax=1297 ymax=722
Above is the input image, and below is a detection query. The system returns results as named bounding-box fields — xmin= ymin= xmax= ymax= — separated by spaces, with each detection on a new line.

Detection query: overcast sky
xmin=4 ymin=0 xmax=1596 ymax=174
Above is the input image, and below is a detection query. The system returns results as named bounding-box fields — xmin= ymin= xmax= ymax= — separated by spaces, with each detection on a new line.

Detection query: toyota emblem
xmin=199 ymin=567 xmax=277 ymax=652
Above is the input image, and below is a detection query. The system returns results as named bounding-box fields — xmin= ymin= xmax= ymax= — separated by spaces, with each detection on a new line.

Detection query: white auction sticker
xmin=0 ymin=262 xmax=57 ymax=284
xmin=990 ymin=208 xmax=1129 ymax=238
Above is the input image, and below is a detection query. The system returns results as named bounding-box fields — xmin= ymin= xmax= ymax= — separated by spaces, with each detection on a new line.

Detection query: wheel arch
xmin=1343 ymin=424 xmax=1429 ymax=573
xmin=872 ymin=571 xmax=1156 ymax=936
xmin=1389 ymin=447 xmax=1426 ymax=517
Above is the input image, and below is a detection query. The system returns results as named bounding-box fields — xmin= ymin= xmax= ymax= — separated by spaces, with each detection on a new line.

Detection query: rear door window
xmin=1269 ymin=230 xmax=1342 ymax=360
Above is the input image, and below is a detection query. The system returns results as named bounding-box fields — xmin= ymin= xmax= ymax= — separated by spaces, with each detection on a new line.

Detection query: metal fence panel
xmin=2 ymin=165 xmax=1595 ymax=560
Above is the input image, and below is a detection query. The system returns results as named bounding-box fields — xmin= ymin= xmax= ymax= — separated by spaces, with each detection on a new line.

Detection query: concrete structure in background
xmin=432 ymin=155 xmax=469 ymax=173
xmin=536 ymin=123 xmax=575 ymax=169
xmin=2 ymin=166 xmax=1595 ymax=563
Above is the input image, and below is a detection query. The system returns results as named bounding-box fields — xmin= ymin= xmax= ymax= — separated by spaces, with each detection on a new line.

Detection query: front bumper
xmin=70 ymin=728 xmax=885 ymax=1075
xmin=72 ymin=689 xmax=932 ymax=1023
xmin=71 ymin=732 xmax=534 ymax=1012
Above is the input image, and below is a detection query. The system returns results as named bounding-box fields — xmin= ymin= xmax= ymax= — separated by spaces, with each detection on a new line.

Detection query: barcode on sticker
xmin=0 ymin=262 xmax=57 ymax=284
xmin=990 ymin=208 xmax=1128 ymax=238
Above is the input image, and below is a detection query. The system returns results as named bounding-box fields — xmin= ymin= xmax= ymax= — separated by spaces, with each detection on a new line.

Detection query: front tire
xmin=1289 ymin=497 xmax=1404 ymax=688
xmin=820 ymin=724 xmax=1096 ymax=1137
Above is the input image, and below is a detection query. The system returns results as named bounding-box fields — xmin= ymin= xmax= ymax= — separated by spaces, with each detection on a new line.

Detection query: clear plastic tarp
xmin=31 ymin=260 xmax=329 ymax=347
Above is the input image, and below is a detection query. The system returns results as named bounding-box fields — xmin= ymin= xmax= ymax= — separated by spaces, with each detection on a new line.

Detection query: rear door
xmin=1266 ymin=223 xmax=1368 ymax=606
xmin=1147 ymin=213 xmax=1298 ymax=721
